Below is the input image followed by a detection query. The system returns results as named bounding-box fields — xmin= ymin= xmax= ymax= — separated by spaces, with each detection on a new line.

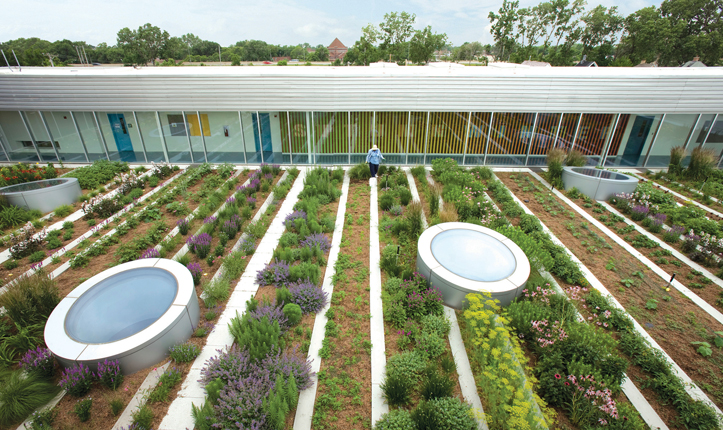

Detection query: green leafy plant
xmin=0 ymin=370 xmax=61 ymax=427
xmin=380 ymin=372 xmax=413 ymax=407
xmin=73 ymin=397 xmax=93 ymax=422
xmin=691 ymin=341 xmax=713 ymax=357
xmin=645 ymin=299 xmax=658 ymax=310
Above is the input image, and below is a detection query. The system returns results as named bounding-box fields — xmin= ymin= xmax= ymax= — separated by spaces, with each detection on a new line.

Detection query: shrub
xmin=348 ymin=163 xmax=372 ymax=180
xmin=565 ymin=149 xmax=587 ymax=167
xmin=59 ymin=363 xmax=94 ymax=397
xmin=381 ymin=371 xmax=413 ymax=406
xmin=374 ymin=409 xmax=415 ymax=430
xmin=663 ymin=225 xmax=684 ymax=243
xmin=0 ymin=370 xmax=61 ymax=427
xmin=386 ymin=351 xmax=426 ymax=384
xmin=28 ymin=407 xmax=57 ymax=429
xmin=398 ymin=188 xmax=413 ymax=206
xmin=131 ymin=404 xmax=154 ymax=430
xmin=289 ymin=281 xmax=328 ymax=314
xmin=97 ymin=358 xmax=124 ymax=390
xmin=54 ymin=204 xmax=73 ymax=218
xmin=177 ymin=218 xmax=190 ymax=235
xmin=415 ymin=331 xmax=446 ymax=360
xmin=73 ymin=397 xmax=93 ymax=422
xmin=687 ymin=146 xmax=717 ymax=180
xmin=421 ymin=314 xmax=451 ymax=337
xmin=276 ymin=287 xmax=293 ymax=306
xmin=439 ymin=205 xmax=458 ymax=223
xmin=380 ymin=244 xmax=402 ymax=277
xmin=20 ymin=346 xmax=54 ymax=379
xmin=380 ymin=193 xmax=395 ymax=211
xmin=547 ymin=148 xmax=566 ymax=188
xmin=256 ymin=259 xmax=290 ymax=286
xmin=405 ymin=201 xmax=424 ymax=237
xmin=228 ymin=314 xmax=284 ymax=362
xmin=411 ymin=397 xmax=476 ymax=430
xmin=0 ymin=206 xmax=33 ymax=229
xmin=283 ymin=303 xmax=303 ymax=326
xmin=421 ymin=368 xmax=455 ymax=400
xmin=0 ymin=271 xmax=60 ymax=326
xmin=289 ymin=261 xmax=321 ymax=285
xmin=187 ymin=233 xmax=213 ymax=258
xmin=248 ymin=300 xmax=289 ymax=329
xmin=202 ymin=278 xmax=230 ymax=307
xmin=669 ymin=146 xmax=687 ymax=176
xmin=187 ymin=262 xmax=202 ymax=285
xmin=169 ymin=342 xmax=201 ymax=363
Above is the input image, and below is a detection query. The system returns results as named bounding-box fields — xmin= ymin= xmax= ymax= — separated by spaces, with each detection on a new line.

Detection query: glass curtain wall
xmin=701 ymin=115 xmax=723 ymax=162
xmin=280 ymin=112 xmax=310 ymax=164
xmin=185 ymin=112 xmax=207 ymax=162
xmin=313 ymin=111 xmax=348 ymax=164
xmin=201 ymin=111 xmax=245 ymax=164
xmin=375 ymin=112 xmax=407 ymax=164
xmin=486 ymin=112 xmax=535 ymax=165
xmin=98 ymin=111 xmax=147 ymax=162
xmin=74 ymin=112 xmax=108 ymax=161
xmin=0 ymin=111 xmax=38 ymax=162
xmin=464 ymin=112 xmax=492 ymax=165
xmin=601 ymin=114 xmax=630 ymax=166
xmin=38 ymin=112 xmax=88 ymax=163
xmin=157 ymin=111 xmax=192 ymax=163
xmin=133 ymin=112 xmax=165 ymax=162
xmin=350 ymin=112 xmax=374 ymax=164
xmin=528 ymin=113 xmax=561 ymax=166
xmin=641 ymin=114 xmax=698 ymax=167
xmin=24 ymin=111 xmax=59 ymax=162
xmin=426 ymin=112 xmax=466 ymax=164
xmin=407 ymin=112 xmax=427 ymax=165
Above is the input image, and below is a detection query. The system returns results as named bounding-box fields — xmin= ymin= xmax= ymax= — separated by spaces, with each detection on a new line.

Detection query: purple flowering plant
xmin=187 ymin=233 xmax=212 ymax=258
xmin=20 ymin=346 xmax=54 ymax=378
xmin=97 ymin=358 xmax=124 ymax=390
xmin=288 ymin=281 xmax=328 ymax=314
xmin=140 ymin=247 xmax=160 ymax=259
xmin=300 ymin=233 xmax=331 ymax=253
xmin=256 ymin=259 xmax=290 ymax=286
xmin=59 ymin=363 xmax=95 ymax=397
xmin=187 ymin=262 xmax=202 ymax=285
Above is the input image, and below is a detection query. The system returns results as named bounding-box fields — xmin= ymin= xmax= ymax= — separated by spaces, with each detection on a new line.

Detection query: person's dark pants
xmin=369 ymin=162 xmax=379 ymax=177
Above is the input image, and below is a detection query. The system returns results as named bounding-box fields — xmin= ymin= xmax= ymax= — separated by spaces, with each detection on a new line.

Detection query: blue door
xmin=621 ymin=115 xmax=653 ymax=166
xmin=107 ymin=113 xmax=136 ymax=162
xmin=252 ymin=113 xmax=273 ymax=152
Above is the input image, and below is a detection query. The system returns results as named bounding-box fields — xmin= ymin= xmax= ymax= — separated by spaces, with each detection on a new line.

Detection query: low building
xmin=327 ymin=38 xmax=347 ymax=61
xmin=0 ymin=66 xmax=721 ymax=168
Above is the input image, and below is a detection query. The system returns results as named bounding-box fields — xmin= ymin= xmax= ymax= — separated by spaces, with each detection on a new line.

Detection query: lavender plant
xmin=187 ymin=233 xmax=213 ymax=259
xmin=300 ymin=233 xmax=331 ymax=253
xmin=188 ymin=262 xmax=202 ymax=285
xmin=59 ymin=363 xmax=94 ymax=397
xmin=284 ymin=210 xmax=307 ymax=229
xmin=97 ymin=358 xmax=124 ymax=390
xmin=289 ymin=281 xmax=328 ymax=314
xmin=140 ymin=247 xmax=160 ymax=259
xmin=249 ymin=301 xmax=289 ymax=329
xmin=256 ymin=259 xmax=290 ymax=286
xmin=20 ymin=346 xmax=54 ymax=379
xmin=177 ymin=218 xmax=190 ymax=235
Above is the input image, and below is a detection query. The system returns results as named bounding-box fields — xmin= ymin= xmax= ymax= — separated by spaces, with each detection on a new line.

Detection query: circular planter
xmin=0 ymin=177 xmax=81 ymax=213
xmin=45 ymin=258 xmax=199 ymax=375
xmin=561 ymin=167 xmax=638 ymax=201
xmin=416 ymin=222 xmax=530 ymax=308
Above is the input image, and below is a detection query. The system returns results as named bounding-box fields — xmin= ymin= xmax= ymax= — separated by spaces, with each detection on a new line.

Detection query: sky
xmin=2 ymin=0 xmax=661 ymax=48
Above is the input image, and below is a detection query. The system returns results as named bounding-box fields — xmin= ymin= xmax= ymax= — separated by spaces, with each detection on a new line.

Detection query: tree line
xmin=0 ymin=26 xmax=333 ymax=67
xmin=487 ymin=0 xmax=723 ymax=66
xmin=0 ymin=12 xmax=447 ymax=67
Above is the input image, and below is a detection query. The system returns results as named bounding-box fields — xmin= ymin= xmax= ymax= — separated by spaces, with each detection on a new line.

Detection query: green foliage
xmin=65 ymin=160 xmax=128 ymax=189
xmin=289 ymin=261 xmax=321 ymax=285
xmin=691 ymin=341 xmax=713 ymax=357
xmin=73 ymin=397 xmax=93 ymax=422
xmin=0 ymin=369 xmax=61 ymax=427
xmin=380 ymin=244 xmax=401 ymax=277
xmin=420 ymin=367 xmax=455 ymax=400
xmin=53 ymin=204 xmax=73 ymax=218
xmin=381 ymin=371 xmax=413 ymax=406
xmin=276 ymin=287 xmax=293 ymax=306
xmin=380 ymin=193 xmax=395 ymax=211
xmin=0 ymin=206 xmax=34 ymax=229
xmin=283 ymin=303 xmax=303 ymax=326
xmin=228 ymin=313 xmax=284 ymax=362
xmin=415 ymin=331 xmax=446 ymax=360
xmin=0 ymin=271 xmax=60 ymax=326
xmin=169 ymin=342 xmax=201 ymax=363
xmin=131 ymin=404 xmax=154 ymax=430
xmin=386 ymin=351 xmax=427 ymax=384
xmin=374 ymin=409 xmax=415 ymax=430
xmin=349 ymin=163 xmax=372 ymax=180
xmin=411 ymin=397 xmax=477 ymax=430
xmin=496 ymin=225 xmax=554 ymax=272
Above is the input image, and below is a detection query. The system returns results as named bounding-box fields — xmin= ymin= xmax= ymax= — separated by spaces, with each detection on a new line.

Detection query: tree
xmin=409 ymin=26 xmax=448 ymax=64
xmin=163 ymin=37 xmax=187 ymax=60
xmin=314 ymin=46 xmax=329 ymax=61
xmin=617 ymin=6 xmax=667 ymax=65
xmin=240 ymin=40 xmax=271 ymax=61
xmin=229 ymin=54 xmax=241 ymax=66
xmin=50 ymin=39 xmax=78 ymax=63
xmin=489 ymin=0 xmax=521 ymax=61
xmin=345 ymin=24 xmax=381 ymax=65
xmin=379 ymin=11 xmax=416 ymax=63
xmin=659 ymin=0 xmax=723 ymax=66
xmin=117 ymin=23 xmax=169 ymax=66
xmin=580 ymin=5 xmax=624 ymax=66
xmin=290 ymin=45 xmax=306 ymax=60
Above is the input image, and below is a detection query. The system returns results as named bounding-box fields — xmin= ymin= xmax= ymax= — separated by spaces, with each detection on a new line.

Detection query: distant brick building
xmin=328 ymin=38 xmax=347 ymax=61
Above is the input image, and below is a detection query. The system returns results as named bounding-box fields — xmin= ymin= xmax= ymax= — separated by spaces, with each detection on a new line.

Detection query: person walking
xmin=366 ymin=144 xmax=384 ymax=178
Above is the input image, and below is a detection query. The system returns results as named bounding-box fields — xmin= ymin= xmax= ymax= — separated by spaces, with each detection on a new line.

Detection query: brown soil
xmin=497 ymin=172 xmax=723 ymax=411
xmin=566 ymin=192 xmax=723 ymax=312
xmin=50 ymin=361 xmax=159 ymax=430
xmin=311 ymin=180 xmax=372 ymax=429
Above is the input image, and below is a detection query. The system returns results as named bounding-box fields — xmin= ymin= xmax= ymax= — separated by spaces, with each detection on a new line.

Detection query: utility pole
xmin=218 ymin=45 xmax=221 ymax=64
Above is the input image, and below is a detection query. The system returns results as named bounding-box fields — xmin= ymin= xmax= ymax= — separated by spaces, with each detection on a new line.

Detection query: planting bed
xmin=497 ymin=172 xmax=723 ymax=414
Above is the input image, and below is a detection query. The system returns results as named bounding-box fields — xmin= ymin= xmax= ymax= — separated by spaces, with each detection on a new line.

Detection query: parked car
xmin=263 ymin=61 xmax=272 ymax=64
